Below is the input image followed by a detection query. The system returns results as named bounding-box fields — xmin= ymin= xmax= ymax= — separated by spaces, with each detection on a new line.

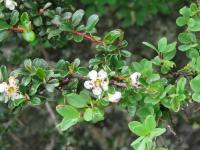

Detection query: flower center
xmin=7 ymin=86 xmax=17 ymax=95
xmin=95 ymin=79 xmax=102 ymax=87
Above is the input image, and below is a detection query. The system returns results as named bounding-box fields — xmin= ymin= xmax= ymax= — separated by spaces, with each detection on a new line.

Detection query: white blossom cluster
xmin=130 ymin=72 xmax=141 ymax=88
xmin=0 ymin=76 xmax=23 ymax=103
xmin=84 ymin=70 xmax=109 ymax=97
xmin=84 ymin=69 xmax=141 ymax=103
xmin=4 ymin=0 xmax=17 ymax=10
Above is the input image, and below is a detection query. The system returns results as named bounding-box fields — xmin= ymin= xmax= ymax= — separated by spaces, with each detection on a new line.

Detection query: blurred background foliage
xmin=1 ymin=0 xmax=200 ymax=150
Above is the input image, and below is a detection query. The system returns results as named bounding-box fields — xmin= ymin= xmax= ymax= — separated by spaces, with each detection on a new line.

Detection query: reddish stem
xmin=9 ymin=28 xmax=104 ymax=45
xmin=9 ymin=27 xmax=24 ymax=33
xmin=72 ymin=31 xmax=104 ymax=44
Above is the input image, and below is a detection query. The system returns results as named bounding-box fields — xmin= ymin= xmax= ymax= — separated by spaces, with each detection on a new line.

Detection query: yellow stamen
xmin=95 ymin=79 xmax=102 ymax=87
xmin=6 ymin=85 xmax=17 ymax=96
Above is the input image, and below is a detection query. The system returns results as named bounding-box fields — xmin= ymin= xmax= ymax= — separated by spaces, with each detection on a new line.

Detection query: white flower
xmin=92 ymin=87 xmax=102 ymax=96
xmin=84 ymin=80 xmax=94 ymax=90
xmin=98 ymin=70 xmax=107 ymax=79
xmin=130 ymin=72 xmax=141 ymax=88
xmin=88 ymin=70 xmax=98 ymax=81
xmin=0 ymin=76 xmax=23 ymax=103
xmin=108 ymin=91 xmax=122 ymax=103
xmin=6 ymin=83 xmax=19 ymax=99
xmin=4 ymin=0 xmax=17 ymax=10
xmin=0 ymin=82 xmax=8 ymax=93
xmin=84 ymin=70 xmax=109 ymax=97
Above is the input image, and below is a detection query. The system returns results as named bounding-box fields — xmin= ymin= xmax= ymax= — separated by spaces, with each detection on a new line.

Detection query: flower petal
xmin=92 ymin=87 xmax=102 ymax=96
xmin=0 ymin=82 xmax=8 ymax=93
xmin=108 ymin=91 xmax=122 ymax=103
xmin=5 ymin=0 xmax=17 ymax=10
xmin=88 ymin=70 xmax=97 ymax=80
xmin=130 ymin=72 xmax=141 ymax=86
xmin=84 ymin=80 xmax=94 ymax=89
xmin=98 ymin=70 xmax=107 ymax=79
xmin=11 ymin=93 xmax=23 ymax=100
xmin=9 ymin=76 xmax=17 ymax=86
xmin=102 ymin=81 xmax=109 ymax=91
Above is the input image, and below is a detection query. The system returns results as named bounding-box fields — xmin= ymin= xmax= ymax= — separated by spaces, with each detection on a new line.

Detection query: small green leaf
xmin=178 ymin=32 xmax=196 ymax=44
xmin=137 ymin=139 xmax=146 ymax=150
xmin=144 ymin=115 xmax=156 ymax=131
xmin=151 ymin=128 xmax=166 ymax=137
xmin=130 ymin=137 xmax=144 ymax=149
xmin=104 ymin=30 xmax=121 ymax=44
xmin=72 ymin=9 xmax=85 ymax=27
xmin=30 ymin=97 xmax=42 ymax=105
xmin=36 ymin=68 xmax=46 ymax=80
xmin=22 ymin=30 xmax=36 ymax=42
xmin=66 ymin=93 xmax=88 ymax=108
xmin=0 ymin=65 xmax=8 ymax=81
xmin=43 ymin=2 xmax=52 ymax=9
xmin=63 ymin=12 xmax=72 ymax=20
xmin=73 ymin=34 xmax=84 ymax=42
xmin=128 ymin=105 xmax=137 ymax=116
xmin=128 ymin=121 xmax=148 ymax=136
xmin=24 ymin=59 xmax=32 ymax=71
xmin=142 ymin=41 xmax=157 ymax=51
xmin=10 ymin=10 xmax=19 ymax=25
xmin=187 ymin=18 xmax=195 ymax=28
xmin=179 ymin=6 xmax=191 ymax=17
xmin=0 ymin=31 xmax=10 ymax=42
xmin=176 ymin=16 xmax=188 ymax=27
xmin=189 ymin=17 xmax=200 ymax=31
xmin=20 ymin=12 xmax=30 ymax=25
xmin=56 ymin=105 xmax=80 ymax=118
xmin=192 ymin=93 xmax=200 ymax=102
xmin=171 ymin=98 xmax=181 ymax=112
xmin=60 ymin=22 xmax=72 ymax=31
xmin=47 ymin=29 xmax=61 ymax=39
xmin=45 ymin=79 xmax=59 ymax=92
xmin=33 ymin=16 xmax=43 ymax=26
xmin=165 ymin=42 xmax=177 ymax=53
xmin=29 ymin=80 xmax=41 ymax=96
xmin=137 ymin=104 xmax=154 ymax=121
xmin=176 ymin=77 xmax=186 ymax=94
xmin=80 ymin=90 xmax=91 ymax=102
xmin=190 ymin=75 xmax=200 ymax=93
xmin=83 ymin=108 xmax=93 ymax=121
xmin=21 ymin=76 xmax=31 ymax=86
xmin=146 ymin=73 xmax=160 ymax=83
xmin=10 ymin=98 xmax=25 ymax=108
xmin=56 ymin=105 xmax=80 ymax=131
xmin=58 ymin=118 xmax=79 ymax=131
xmin=158 ymin=37 xmax=167 ymax=52
xmin=121 ymin=50 xmax=132 ymax=57
xmin=86 ymin=14 xmax=99 ymax=32
xmin=91 ymin=107 xmax=104 ymax=123
xmin=178 ymin=44 xmax=198 ymax=51
xmin=0 ymin=19 xmax=11 ymax=31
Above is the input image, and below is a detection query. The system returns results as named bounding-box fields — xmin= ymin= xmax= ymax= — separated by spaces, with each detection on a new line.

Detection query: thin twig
xmin=45 ymin=102 xmax=62 ymax=134
xmin=72 ymin=31 xmax=104 ymax=44
xmin=9 ymin=27 xmax=25 ymax=33
xmin=8 ymin=131 xmax=23 ymax=144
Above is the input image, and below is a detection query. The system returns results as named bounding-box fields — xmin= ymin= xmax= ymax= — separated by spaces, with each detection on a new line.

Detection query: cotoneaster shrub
xmin=1 ymin=1 xmax=200 ymax=150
